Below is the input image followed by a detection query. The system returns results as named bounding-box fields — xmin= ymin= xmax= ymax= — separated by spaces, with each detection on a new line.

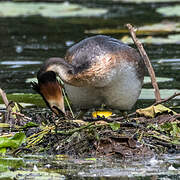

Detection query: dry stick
xmin=11 ymin=112 xmax=32 ymax=121
xmin=153 ymin=92 xmax=180 ymax=106
xmin=0 ymin=88 xmax=9 ymax=108
xmin=0 ymin=88 xmax=11 ymax=113
xmin=0 ymin=88 xmax=15 ymax=122
xmin=109 ymin=112 xmax=136 ymax=121
xmin=126 ymin=24 xmax=161 ymax=102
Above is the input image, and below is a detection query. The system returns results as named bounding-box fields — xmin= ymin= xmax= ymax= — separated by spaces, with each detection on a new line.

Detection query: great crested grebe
xmin=32 ymin=35 xmax=145 ymax=115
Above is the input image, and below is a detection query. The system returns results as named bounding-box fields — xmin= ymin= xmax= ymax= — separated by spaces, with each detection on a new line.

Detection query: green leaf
xmin=158 ymin=122 xmax=180 ymax=144
xmin=85 ymin=158 xmax=96 ymax=161
xmin=0 ymin=132 xmax=26 ymax=149
xmin=22 ymin=122 xmax=38 ymax=129
xmin=160 ymin=122 xmax=172 ymax=132
xmin=109 ymin=122 xmax=120 ymax=131
xmin=171 ymin=122 xmax=180 ymax=138
xmin=0 ymin=148 xmax=6 ymax=155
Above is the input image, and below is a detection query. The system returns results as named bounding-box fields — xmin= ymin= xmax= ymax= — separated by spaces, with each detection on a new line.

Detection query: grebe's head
xmin=32 ymin=71 xmax=65 ymax=116
xmin=32 ymin=57 xmax=76 ymax=116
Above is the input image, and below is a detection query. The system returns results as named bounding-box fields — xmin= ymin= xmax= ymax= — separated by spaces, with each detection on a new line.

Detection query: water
xmin=0 ymin=0 xmax=180 ymax=179
xmin=0 ymin=154 xmax=179 ymax=179
xmin=0 ymin=3 xmax=179 ymax=94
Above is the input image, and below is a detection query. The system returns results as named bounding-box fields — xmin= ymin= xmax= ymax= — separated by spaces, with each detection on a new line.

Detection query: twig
xmin=109 ymin=112 xmax=136 ymax=121
xmin=153 ymin=92 xmax=180 ymax=106
xmin=173 ymin=114 xmax=180 ymax=119
xmin=11 ymin=112 xmax=32 ymax=121
xmin=126 ymin=24 xmax=161 ymax=102
xmin=0 ymin=88 xmax=14 ymax=122
xmin=0 ymin=88 xmax=9 ymax=107
xmin=56 ymin=122 xmax=95 ymax=135
xmin=62 ymin=88 xmax=75 ymax=119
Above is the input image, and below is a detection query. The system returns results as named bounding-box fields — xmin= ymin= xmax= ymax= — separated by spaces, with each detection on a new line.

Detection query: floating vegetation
xmin=121 ymin=34 xmax=180 ymax=44
xmin=120 ymin=0 xmax=179 ymax=2
xmin=0 ymin=93 xmax=45 ymax=108
xmin=157 ymin=5 xmax=180 ymax=17
xmin=85 ymin=22 xmax=180 ymax=35
xmin=140 ymin=89 xmax=180 ymax=100
xmin=0 ymin=2 xmax=107 ymax=18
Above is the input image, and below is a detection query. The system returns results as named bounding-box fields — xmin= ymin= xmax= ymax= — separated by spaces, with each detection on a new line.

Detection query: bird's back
xmin=65 ymin=35 xmax=142 ymax=74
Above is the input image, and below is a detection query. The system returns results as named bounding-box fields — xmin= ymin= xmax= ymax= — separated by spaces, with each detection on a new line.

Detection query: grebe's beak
xmin=32 ymin=71 xmax=65 ymax=116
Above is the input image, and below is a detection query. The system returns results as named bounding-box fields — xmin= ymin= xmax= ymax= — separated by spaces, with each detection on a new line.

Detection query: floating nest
xmin=25 ymin=105 xmax=179 ymax=158
xmin=0 ymin=97 xmax=179 ymax=159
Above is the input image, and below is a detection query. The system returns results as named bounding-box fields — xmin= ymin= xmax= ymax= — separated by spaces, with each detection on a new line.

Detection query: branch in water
xmin=126 ymin=23 xmax=161 ymax=102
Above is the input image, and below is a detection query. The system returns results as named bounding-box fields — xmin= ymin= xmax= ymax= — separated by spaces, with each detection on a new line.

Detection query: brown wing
xmin=64 ymin=35 xmax=145 ymax=82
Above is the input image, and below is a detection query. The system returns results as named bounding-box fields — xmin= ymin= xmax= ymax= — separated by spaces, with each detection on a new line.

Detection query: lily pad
xmin=121 ymin=34 xmax=180 ymax=44
xmin=0 ymin=2 xmax=107 ymax=18
xmin=157 ymin=5 xmax=180 ymax=17
xmin=85 ymin=21 xmax=180 ymax=35
xmin=121 ymin=0 xmax=179 ymax=2
xmin=144 ymin=76 xmax=173 ymax=84
xmin=0 ymin=93 xmax=45 ymax=107
xmin=140 ymin=89 xmax=180 ymax=100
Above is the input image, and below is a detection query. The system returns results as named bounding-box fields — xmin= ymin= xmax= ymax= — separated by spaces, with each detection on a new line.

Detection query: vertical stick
xmin=126 ymin=24 xmax=161 ymax=102
xmin=0 ymin=88 xmax=9 ymax=107
xmin=0 ymin=88 xmax=15 ymax=123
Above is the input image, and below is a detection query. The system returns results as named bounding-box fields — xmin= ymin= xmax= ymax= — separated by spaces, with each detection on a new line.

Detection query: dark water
xmin=0 ymin=2 xmax=179 ymax=94
xmin=0 ymin=1 xmax=180 ymax=179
